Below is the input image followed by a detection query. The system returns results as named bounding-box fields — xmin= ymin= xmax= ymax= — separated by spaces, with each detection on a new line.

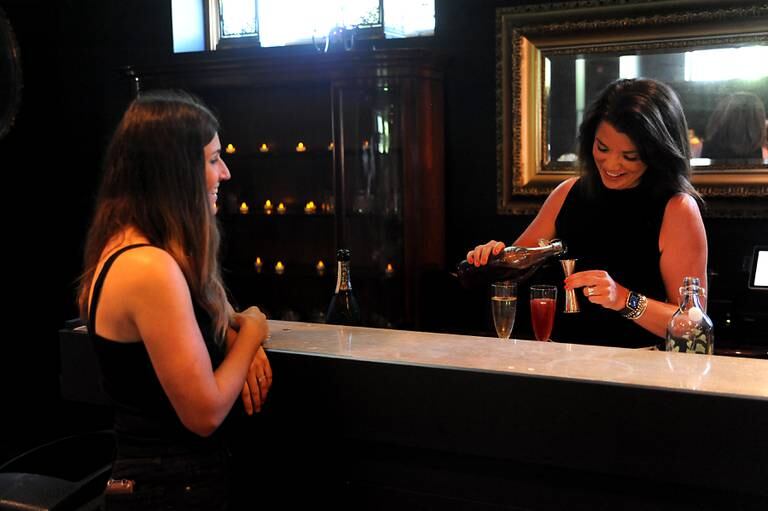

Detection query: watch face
xmin=627 ymin=292 xmax=641 ymax=309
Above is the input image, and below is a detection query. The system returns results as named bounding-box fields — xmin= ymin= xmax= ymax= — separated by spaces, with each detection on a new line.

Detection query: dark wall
xmin=1 ymin=0 xmax=765 ymax=460
xmin=0 ymin=0 xmax=171 ymax=460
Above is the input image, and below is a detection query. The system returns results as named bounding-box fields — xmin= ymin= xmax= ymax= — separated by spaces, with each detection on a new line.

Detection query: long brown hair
xmin=78 ymin=91 xmax=229 ymax=341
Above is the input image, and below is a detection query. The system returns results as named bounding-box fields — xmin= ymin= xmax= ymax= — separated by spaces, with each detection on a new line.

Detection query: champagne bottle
xmin=325 ymin=249 xmax=361 ymax=325
xmin=665 ymin=276 xmax=714 ymax=354
xmin=455 ymin=239 xmax=566 ymax=288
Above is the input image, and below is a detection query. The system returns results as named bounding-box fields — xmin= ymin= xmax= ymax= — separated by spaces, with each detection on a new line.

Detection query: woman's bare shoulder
xmin=541 ymin=176 xmax=580 ymax=211
xmin=107 ymin=246 xmax=187 ymax=293
xmin=554 ymin=176 xmax=580 ymax=195
xmin=663 ymin=193 xmax=703 ymax=222
xmin=660 ymin=193 xmax=706 ymax=251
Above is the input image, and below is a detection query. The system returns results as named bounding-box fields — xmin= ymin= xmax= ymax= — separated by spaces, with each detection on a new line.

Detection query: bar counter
xmin=264 ymin=320 xmax=768 ymax=399
xmin=253 ymin=320 xmax=768 ymax=509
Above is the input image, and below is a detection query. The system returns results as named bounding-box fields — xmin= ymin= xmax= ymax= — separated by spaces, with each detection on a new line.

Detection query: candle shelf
xmin=126 ymin=49 xmax=444 ymax=329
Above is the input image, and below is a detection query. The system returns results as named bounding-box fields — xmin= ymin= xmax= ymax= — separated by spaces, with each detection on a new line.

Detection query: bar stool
xmin=0 ymin=430 xmax=113 ymax=511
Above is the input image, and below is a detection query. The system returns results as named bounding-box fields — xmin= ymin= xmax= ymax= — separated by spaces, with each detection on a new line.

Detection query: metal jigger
xmin=560 ymin=259 xmax=580 ymax=313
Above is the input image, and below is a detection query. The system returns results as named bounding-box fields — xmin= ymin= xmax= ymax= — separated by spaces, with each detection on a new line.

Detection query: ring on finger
xmin=586 ymin=286 xmax=595 ymax=296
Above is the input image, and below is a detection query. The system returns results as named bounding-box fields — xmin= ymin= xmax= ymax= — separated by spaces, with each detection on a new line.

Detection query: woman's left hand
xmin=565 ymin=270 xmax=628 ymax=311
xmin=241 ymin=346 xmax=272 ymax=415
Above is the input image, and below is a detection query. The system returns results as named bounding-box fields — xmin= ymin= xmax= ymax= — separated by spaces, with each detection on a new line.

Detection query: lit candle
xmin=328 ymin=142 xmax=334 ymax=151
xmin=296 ymin=142 xmax=307 ymax=152
xmin=277 ymin=202 xmax=286 ymax=215
xmin=259 ymin=143 xmax=269 ymax=153
xmin=316 ymin=260 xmax=326 ymax=276
xmin=275 ymin=261 xmax=285 ymax=275
xmin=385 ymin=263 xmax=394 ymax=277
xmin=226 ymin=143 xmax=236 ymax=154
xmin=264 ymin=200 xmax=273 ymax=214
xmin=304 ymin=201 xmax=317 ymax=214
xmin=254 ymin=257 xmax=263 ymax=273
xmin=239 ymin=202 xmax=249 ymax=215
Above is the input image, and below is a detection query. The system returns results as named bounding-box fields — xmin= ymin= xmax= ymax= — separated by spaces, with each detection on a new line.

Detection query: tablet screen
xmin=749 ymin=247 xmax=768 ymax=290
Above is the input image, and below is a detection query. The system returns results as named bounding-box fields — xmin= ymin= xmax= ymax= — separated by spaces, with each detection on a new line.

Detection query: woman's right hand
xmin=466 ymin=240 xmax=505 ymax=266
xmin=231 ymin=306 xmax=269 ymax=349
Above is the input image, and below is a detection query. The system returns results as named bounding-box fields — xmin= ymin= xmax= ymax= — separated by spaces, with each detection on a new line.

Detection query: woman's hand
xmin=228 ymin=306 xmax=271 ymax=415
xmin=241 ymin=346 xmax=272 ymax=415
xmin=467 ymin=240 xmax=505 ymax=266
xmin=565 ymin=270 xmax=629 ymax=311
xmin=231 ymin=306 xmax=269 ymax=349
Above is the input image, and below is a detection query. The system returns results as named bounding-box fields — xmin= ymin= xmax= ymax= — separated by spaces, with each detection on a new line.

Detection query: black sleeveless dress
xmin=551 ymin=178 xmax=672 ymax=348
xmin=88 ymin=244 xmax=231 ymax=509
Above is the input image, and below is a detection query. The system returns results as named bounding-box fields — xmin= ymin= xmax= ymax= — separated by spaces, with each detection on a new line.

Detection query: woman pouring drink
xmin=467 ymin=78 xmax=708 ymax=348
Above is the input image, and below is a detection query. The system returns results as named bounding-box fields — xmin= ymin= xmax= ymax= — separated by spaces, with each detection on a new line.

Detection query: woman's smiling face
xmin=592 ymin=121 xmax=648 ymax=190
xmin=204 ymin=133 xmax=231 ymax=212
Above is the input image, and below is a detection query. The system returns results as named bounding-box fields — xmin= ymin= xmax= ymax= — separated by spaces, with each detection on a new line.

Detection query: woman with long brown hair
xmin=78 ymin=91 xmax=270 ymax=508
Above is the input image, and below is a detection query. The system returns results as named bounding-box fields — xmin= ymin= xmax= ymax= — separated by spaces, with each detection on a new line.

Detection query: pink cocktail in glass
xmin=530 ymin=285 xmax=557 ymax=341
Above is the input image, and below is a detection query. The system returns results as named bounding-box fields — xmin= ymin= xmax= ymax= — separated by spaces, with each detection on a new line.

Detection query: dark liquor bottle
xmin=325 ymin=249 xmax=361 ymax=325
xmin=455 ymin=239 xmax=567 ymax=288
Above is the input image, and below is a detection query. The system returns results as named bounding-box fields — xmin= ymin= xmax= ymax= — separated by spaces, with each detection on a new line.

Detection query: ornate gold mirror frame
xmin=497 ymin=1 xmax=768 ymax=214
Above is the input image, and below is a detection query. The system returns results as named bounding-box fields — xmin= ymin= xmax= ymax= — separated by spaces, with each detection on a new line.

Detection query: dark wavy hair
xmin=78 ymin=91 xmax=229 ymax=340
xmin=702 ymin=92 xmax=766 ymax=160
xmin=578 ymin=78 xmax=702 ymax=205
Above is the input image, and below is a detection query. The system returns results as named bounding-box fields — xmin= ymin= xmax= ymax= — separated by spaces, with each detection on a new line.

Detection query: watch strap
xmin=620 ymin=291 xmax=648 ymax=320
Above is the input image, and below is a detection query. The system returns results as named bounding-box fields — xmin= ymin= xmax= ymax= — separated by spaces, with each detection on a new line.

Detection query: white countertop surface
xmin=264 ymin=320 xmax=768 ymax=400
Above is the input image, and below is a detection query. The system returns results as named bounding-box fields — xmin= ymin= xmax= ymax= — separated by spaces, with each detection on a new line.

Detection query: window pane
xmin=259 ymin=0 xmax=324 ymax=47
xmin=259 ymin=0 xmax=382 ymax=47
xmin=172 ymin=0 xmax=205 ymax=52
xmin=218 ymin=0 xmax=436 ymax=47
xmin=685 ymin=46 xmax=768 ymax=82
xmin=337 ymin=0 xmax=381 ymax=28
xmin=384 ymin=0 xmax=434 ymax=38
xmin=220 ymin=0 xmax=258 ymax=38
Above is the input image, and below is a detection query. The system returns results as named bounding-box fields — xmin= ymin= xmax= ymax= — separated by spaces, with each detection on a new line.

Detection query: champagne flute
xmin=491 ymin=281 xmax=517 ymax=340
xmin=530 ymin=284 xmax=557 ymax=341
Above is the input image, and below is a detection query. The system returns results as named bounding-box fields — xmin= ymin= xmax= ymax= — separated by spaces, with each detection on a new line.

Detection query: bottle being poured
xmin=454 ymin=239 xmax=567 ymax=289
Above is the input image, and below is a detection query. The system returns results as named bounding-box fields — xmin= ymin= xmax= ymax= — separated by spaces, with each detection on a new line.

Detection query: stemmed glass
xmin=530 ymin=284 xmax=557 ymax=341
xmin=491 ymin=281 xmax=517 ymax=340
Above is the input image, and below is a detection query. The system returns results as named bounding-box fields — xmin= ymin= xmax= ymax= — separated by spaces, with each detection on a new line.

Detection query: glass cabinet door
xmin=333 ymin=82 xmax=405 ymax=327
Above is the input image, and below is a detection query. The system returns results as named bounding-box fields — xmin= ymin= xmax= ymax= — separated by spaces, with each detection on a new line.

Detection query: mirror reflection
xmin=545 ymin=45 xmax=768 ymax=171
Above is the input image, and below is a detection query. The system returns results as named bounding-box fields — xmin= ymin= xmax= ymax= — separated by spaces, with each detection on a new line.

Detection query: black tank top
xmin=88 ymin=244 xmax=226 ymax=457
xmin=552 ymin=178 xmax=672 ymax=348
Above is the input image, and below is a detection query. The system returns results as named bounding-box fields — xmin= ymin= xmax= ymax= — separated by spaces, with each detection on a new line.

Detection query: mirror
xmin=0 ymin=6 xmax=23 ymax=140
xmin=497 ymin=1 xmax=768 ymax=212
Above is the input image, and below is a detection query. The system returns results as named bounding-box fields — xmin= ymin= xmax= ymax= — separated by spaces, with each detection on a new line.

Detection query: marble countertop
xmin=264 ymin=320 xmax=768 ymax=400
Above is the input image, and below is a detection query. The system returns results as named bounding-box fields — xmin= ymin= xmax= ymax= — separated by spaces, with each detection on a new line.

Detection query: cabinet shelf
xmin=222 ymin=211 xmax=335 ymax=219
xmin=224 ymin=150 xmax=332 ymax=159
xmin=221 ymin=211 xmax=404 ymax=221
xmin=227 ymin=264 xmax=403 ymax=280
